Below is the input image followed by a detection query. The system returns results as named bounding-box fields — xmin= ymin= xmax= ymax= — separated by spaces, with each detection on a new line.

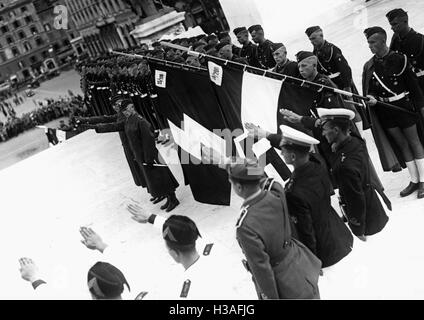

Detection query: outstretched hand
xmin=19 ymin=257 xmax=40 ymax=283
xmin=127 ymin=203 xmax=150 ymax=223
xmin=244 ymin=122 xmax=268 ymax=139
xmin=79 ymin=227 xmax=108 ymax=252
xmin=279 ymin=109 xmax=302 ymax=124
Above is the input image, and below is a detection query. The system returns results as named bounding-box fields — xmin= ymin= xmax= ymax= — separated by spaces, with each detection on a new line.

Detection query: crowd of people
xmin=17 ymin=7 xmax=424 ymax=300
xmin=0 ymin=95 xmax=89 ymax=142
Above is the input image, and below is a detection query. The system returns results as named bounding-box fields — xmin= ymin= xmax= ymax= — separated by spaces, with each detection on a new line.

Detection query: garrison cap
xmin=364 ymin=26 xmax=387 ymax=39
xmin=273 ymin=43 xmax=286 ymax=53
xmin=87 ymin=262 xmax=130 ymax=299
xmin=227 ymin=158 xmax=265 ymax=181
xmin=162 ymin=215 xmax=201 ymax=245
xmin=215 ymin=42 xmax=230 ymax=52
xmin=192 ymin=41 xmax=206 ymax=50
xmin=248 ymin=24 xmax=263 ymax=33
xmin=109 ymin=94 xmax=125 ymax=105
xmin=206 ymin=34 xmax=218 ymax=41
xmin=280 ymin=125 xmax=319 ymax=147
xmin=386 ymin=8 xmax=408 ymax=21
xmin=296 ymin=51 xmax=316 ymax=63
xmin=233 ymin=27 xmax=248 ymax=35
xmin=317 ymin=108 xmax=355 ymax=121
xmin=305 ymin=26 xmax=322 ymax=37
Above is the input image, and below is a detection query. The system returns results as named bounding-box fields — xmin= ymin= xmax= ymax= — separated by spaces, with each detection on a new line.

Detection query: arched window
xmin=23 ymin=41 xmax=32 ymax=52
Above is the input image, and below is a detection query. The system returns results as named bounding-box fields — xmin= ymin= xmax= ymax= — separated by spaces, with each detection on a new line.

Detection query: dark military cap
xmin=248 ymin=24 xmax=263 ymax=33
xmin=218 ymin=31 xmax=230 ymax=40
xmin=206 ymin=34 xmax=218 ymax=42
xmin=296 ymin=51 xmax=316 ymax=63
xmin=110 ymin=94 xmax=125 ymax=105
xmin=215 ymin=42 xmax=230 ymax=52
xmin=162 ymin=215 xmax=201 ymax=245
xmin=386 ymin=8 xmax=408 ymax=22
xmin=273 ymin=43 xmax=286 ymax=53
xmin=305 ymin=26 xmax=322 ymax=37
xmin=87 ymin=262 xmax=130 ymax=299
xmin=233 ymin=27 xmax=247 ymax=35
xmin=192 ymin=41 xmax=206 ymax=50
xmin=363 ymin=26 xmax=387 ymax=39
xmin=228 ymin=158 xmax=264 ymax=181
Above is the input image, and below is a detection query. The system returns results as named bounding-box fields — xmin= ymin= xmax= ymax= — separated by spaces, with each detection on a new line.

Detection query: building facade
xmin=0 ymin=0 xmax=78 ymax=84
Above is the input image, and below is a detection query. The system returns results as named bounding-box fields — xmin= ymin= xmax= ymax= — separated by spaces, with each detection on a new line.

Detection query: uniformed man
xmin=233 ymin=26 xmax=261 ymax=68
xmin=386 ymin=9 xmax=424 ymax=94
xmin=248 ymin=24 xmax=277 ymax=69
xmin=363 ymin=26 xmax=424 ymax=198
xmin=278 ymin=125 xmax=353 ymax=267
xmin=217 ymin=31 xmax=241 ymax=56
xmin=305 ymin=26 xmax=367 ymax=132
xmin=318 ymin=108 xmax=390 ymax=240
xmin=206 ymin=34 xmax=219 ymax=46
xmin=271 ymin=43 xmax=299 ymax=77
xmin=215 ymin=42 xmax=248 ymax=64
xmin=200 ymin=151 xmax=321 ymax=299
xmin=126 ymin=204 xmax=243 ymax=299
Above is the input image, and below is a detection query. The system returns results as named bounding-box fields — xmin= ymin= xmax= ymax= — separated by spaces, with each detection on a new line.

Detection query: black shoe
xmin=418 ymin=183 xmax=424 ymax=199
xmin=165 ymin=199 xmax=180 ymax=212
xmin=400 ymin=182 xmax=419 ymax=197
xmin=152 ymin=195 xmax=166 ymax=204
xmin=160 ymin=196 xmax=170 ymax=210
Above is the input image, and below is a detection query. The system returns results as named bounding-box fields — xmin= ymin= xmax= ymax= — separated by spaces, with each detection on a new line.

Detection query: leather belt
xmin=416 ymin=70 xmax=424 ymax=77
xmin=379 ymin=91 xmax=409 ymax=103
xmin=328 ymin=72 xmax=341 ymax=79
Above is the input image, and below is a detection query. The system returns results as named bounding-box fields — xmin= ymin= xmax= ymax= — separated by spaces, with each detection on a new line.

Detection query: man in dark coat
xmin=387 ymin=9 xmax=424 ymax=93
xmin=278 ymin=125 xmax=353 ymax=267
xmin=217 ymin=31 xmax=241 ymax=57
xmin=233 ymin=26 xmax=261 ymax=68
xmin=318 ymin=108 xmax=390 ymax=240
xmin=248 ymin=24 xmax=277 ymax=69
xmin=362 ymin=26 xmax=424 ymax=198
xmin=76 ymin=95 xmax=147 ymax=191
xmin=199 ymin=151 xmax=321 ymax=299
xmin=305 ymin=26 xmax=369 ymax=132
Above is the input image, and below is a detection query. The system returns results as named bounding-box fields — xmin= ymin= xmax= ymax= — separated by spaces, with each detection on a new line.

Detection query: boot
xmin=418 ymin=183 xmax=424 ymax=199
xmin=152 ymin=195 xmax=166 ymax=204
xmin=160 ymin=196 xmax=170 ymax=210
xmin=165 ymin=192 xmax=180 ymax=212
xmin=400 ymin=182 xmax=419 ymax=197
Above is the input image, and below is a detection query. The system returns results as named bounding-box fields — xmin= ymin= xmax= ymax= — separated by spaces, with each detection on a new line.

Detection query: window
xmin=0 ymin=51 xmax=6 ymax=63
xmin=11 ymin=47 xmax=19 ymax=57
xmin=70 ymin=32 xmax=75 ymax=39
xmin=23 ymin=42 xmax=32 ymax=52
xmin=41 ymin=51 xmax=49 ymax=59
xmin=35 ymin=37 xmax=43 ymax=46
xmin=0 ymin=16 xmax=3 ymax=23
xmin=63 ymin=39 xmax=70 ymax=46
xmin=24 ymin=16 xmax=33 ymax=24
xmin=30 ymin=26 xmax=38 ymax=35
xmin=53 ymin=43 xmax=60 ymax=51
xmin=12 ymin=20 xmax=21 ymax=29
xmin=21 ymin=6 xmax=28 ymax=13
xmin=44 ymin=23 xmax=51 ymax=31
xmin=1 ymin=25 xmax=9 ymax=33
xmin=18 ymin=61 xmax=26 ymax=69
xmin=18 ymin=31 xmax=26 ymax=39
xmin=22 ymin=69 xmax=31 ymax=79
xmin=30 ymin=56 xmax=38 ymax=63
xmin=6 ymin=36 xmax=13 ymax=44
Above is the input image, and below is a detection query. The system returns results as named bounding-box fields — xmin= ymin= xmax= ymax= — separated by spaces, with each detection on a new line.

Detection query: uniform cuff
xmin=148 ymin=214 xmax=157 ymax=224
xmin=32 ymin=279 xmax=46 ymax=290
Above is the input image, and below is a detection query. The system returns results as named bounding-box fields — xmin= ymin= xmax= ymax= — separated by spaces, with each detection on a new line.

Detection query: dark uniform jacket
xmin=257 ymin=40 xmax=278 ymax=69
xmin=124 ymin=113 xmax=179 ymax=198
xmin=363 ymin=51 xmax=424 ymax=171
xmin=285 ymin=158 xmax=353 ymax=268
xmin=80 ymin=113 xmax=146 ymax=188
xmin=236 ymin=188 xmax=321 ymax=299
xmin=240 ymin=42 xmax=261 ymax=68
xmin=390 ymin=28 xmax=424 ymax=89
xmin=272 ymin=60 xmax=299 ymax=77
xmin=330 ymin=135 xmax=389 ymax=236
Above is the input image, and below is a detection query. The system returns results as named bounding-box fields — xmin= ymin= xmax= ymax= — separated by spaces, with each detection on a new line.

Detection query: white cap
xmin=279 ymin=125 xmax=320 ymax=147
xmin=317 ymin=108 xmax=355 ymax=120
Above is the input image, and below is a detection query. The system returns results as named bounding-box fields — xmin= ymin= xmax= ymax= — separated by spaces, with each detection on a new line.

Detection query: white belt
xmin=416 ymin=70 xmax=424 ymax=77
xmin=379 ymin=92 xmax=409 ymax=103
xmin=328 ymin=72 xmax=341 ymax=79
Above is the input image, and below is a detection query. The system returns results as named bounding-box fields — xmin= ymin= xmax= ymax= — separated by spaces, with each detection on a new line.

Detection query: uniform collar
xmin=241 ymin=189 xmax=263 ymax=208
xmin=292 ymin=160 xmax=314 ymax=180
